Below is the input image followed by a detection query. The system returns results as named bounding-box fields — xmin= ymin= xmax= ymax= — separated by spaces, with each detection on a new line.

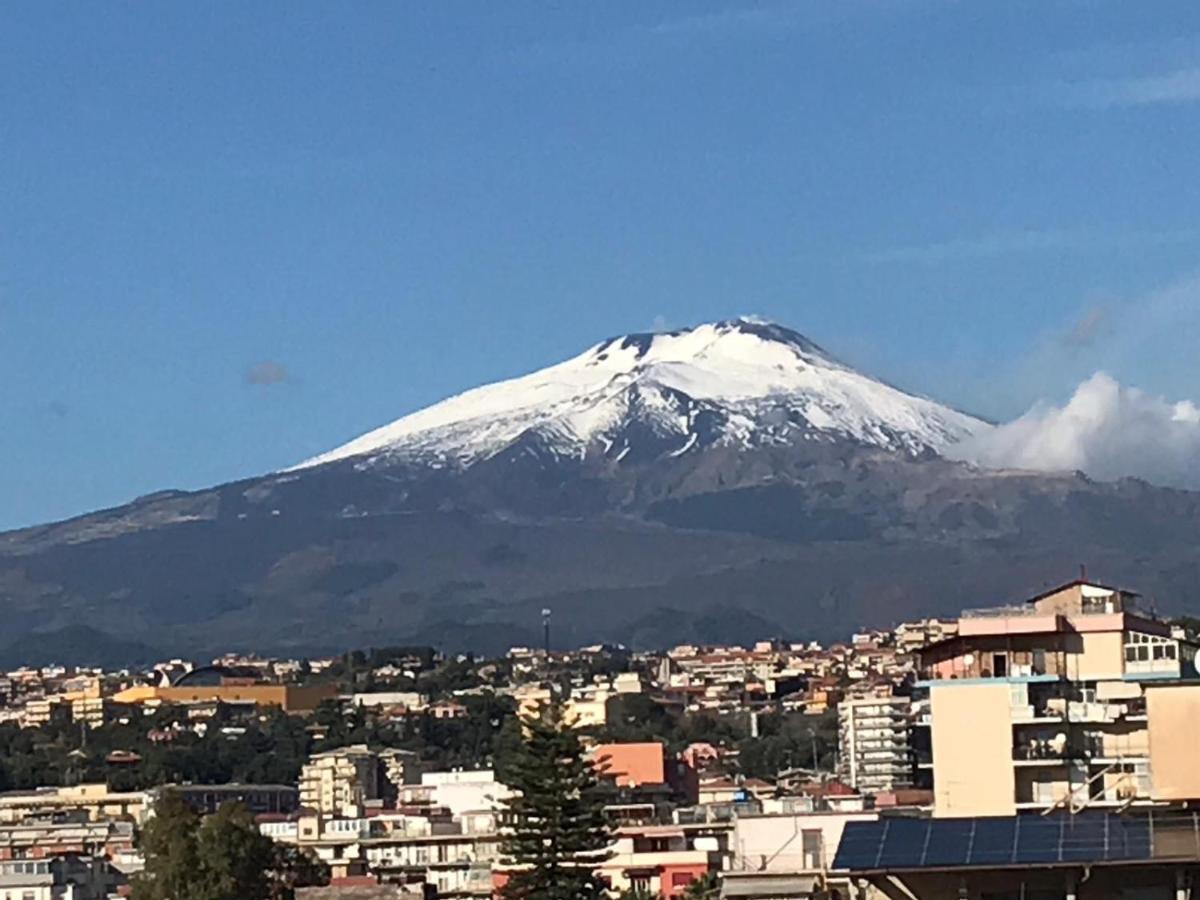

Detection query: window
xmin=992 ymin=653 xmax=1008 ymax=678
xmin=802 ymin=829 xmax=824 ymax=869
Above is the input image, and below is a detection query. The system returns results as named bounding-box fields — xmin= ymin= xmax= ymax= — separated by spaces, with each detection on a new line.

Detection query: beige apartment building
xmin=297 ymin=744 xmax=400 ymax=820
xmin=917 ymin=579 xmax=1200 ymax=817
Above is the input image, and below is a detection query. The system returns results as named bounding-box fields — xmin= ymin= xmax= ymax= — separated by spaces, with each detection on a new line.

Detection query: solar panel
xmin=832 ymin=811 xmax=1200 ymax=874
xmin=1058 ymin=814 xmax=1108 ymax=863
xmin=875 ymin=817 xmax=932 ymax=869
xmin=919 ymin=817 xmax=973 ymax=868
xmin=969 ymin=817 xmax=1018 ymax=865
xmin=831 ymin=822 xmax=886 ymax=871
xmin=1012 ymin=815 xmax=1062 ymax=865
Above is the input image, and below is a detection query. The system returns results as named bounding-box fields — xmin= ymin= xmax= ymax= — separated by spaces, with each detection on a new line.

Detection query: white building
xmin=420 ymin=770 xmax=512 ymax=818
xmin=836 ymin=696 xmax=914 ymax=794
xmin=723 ymin=811 xmax=878 ymax=899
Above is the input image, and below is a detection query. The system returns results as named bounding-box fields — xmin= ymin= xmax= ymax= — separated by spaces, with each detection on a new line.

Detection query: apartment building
xmin=597 ymin=825 xmax=721 ymax=899
xmin=0 ymin=819 xmax=134 ymax=861
xmin=0 ymin=855 xmax=121 ymax=899
xmin=0 ymin=785 xmax=151 ymax=826
xmin=365 ymin=830 xmax=500 ymax=897
xmin=917 ymin=579 xmax=1200 ymax=817
xmin=419 ymin=770 xmax=511 ymax=818
xmin=300 ymin=746 xmax=399 ymax=818
xmin=836 ymin=696 xmax=915 ymax=794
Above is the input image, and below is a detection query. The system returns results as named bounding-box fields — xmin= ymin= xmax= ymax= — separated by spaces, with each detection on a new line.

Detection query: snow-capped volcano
xmin=297 ymin=318 xmax=990 ymax=471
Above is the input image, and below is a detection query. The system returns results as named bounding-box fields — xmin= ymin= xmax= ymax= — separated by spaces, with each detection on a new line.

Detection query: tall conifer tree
xmin=500 ymin=703 xmax=614 ymax=900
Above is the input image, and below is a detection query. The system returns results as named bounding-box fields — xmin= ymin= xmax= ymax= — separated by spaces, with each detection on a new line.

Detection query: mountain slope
xmin=2 ymin=319 xmax=1199 ymax=663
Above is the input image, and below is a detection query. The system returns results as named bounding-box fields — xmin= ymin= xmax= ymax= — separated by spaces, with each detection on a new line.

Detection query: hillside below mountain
xmin=3 ymin=319 xmax=1199 ymax=663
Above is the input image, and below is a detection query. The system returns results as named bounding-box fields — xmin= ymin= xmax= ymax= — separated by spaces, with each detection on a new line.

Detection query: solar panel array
xmin=833 ymin=812 xmax=1200 ymax=873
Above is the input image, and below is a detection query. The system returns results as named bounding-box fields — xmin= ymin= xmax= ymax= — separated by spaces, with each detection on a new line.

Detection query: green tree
xmin=500 ymin=704 xmax=614 ymax=900
xmin=132 ymin=794 xmax=327 ymax=900
xmin=192 ymin=802 xmax=276 ymax=900
xmin=132 ymin=793 xmax=203 ymax=900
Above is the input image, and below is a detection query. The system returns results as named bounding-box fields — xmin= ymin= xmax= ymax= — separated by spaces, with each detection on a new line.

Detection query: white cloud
xmin=948 ymin=373 xmax=1200 ymax=489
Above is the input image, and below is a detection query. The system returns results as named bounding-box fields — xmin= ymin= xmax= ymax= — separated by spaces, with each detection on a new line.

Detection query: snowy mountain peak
xmin=295 ymin=319 xmax=990 ymax=471
xmin=591 ymin=317 xmax=834 ymax=367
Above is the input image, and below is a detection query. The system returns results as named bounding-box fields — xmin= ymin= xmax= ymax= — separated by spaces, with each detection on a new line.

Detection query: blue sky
xmin=4 ymin=1 xmax=1200 ymax=529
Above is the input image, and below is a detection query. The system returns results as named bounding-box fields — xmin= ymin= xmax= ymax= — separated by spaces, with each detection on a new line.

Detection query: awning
xmin=720 ymin=873 xmax=820 ymax=899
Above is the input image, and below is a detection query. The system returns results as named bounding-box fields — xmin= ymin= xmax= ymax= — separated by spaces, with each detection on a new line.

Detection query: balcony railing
xmin=961 ymin=605 xmax=1040 ymax=619
xmin=1013 ymin=741 xmax=1083 ymax=762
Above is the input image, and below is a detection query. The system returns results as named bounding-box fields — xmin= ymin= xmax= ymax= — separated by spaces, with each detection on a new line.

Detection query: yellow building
xmin=112 ymin=682 xmax=336 ymax=713
xmin=0 ymin=784 xmax=151 ymax=825
xmin=918 ymin=579 xmax=1200 ymax=817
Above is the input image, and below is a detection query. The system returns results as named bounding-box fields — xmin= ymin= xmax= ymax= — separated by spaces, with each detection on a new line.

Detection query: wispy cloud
xmin=1061 ymin=306 xmax=1111 ymax=349
xmin=1055 ymin=67 xmax=1200 ymax=109
xmin=513 ymin=1 xmax=938 ymax=68
xmin=963 ymin=270 xmax=1200 ymax=424
xmin=867 ymin=227 xmax=1200 ymax=266
xmin=636 ymin=4 xmax=795 ymax=39
xmin=244 ymin=360 xmax=295 ymax=387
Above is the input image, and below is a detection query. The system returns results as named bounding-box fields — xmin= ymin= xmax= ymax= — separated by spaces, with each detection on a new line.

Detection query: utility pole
xmin=541 ymin=608 xmax=551 ymax=655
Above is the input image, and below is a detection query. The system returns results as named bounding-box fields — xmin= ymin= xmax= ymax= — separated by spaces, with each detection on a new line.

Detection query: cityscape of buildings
xmin=0 ymin=578 xmax=1199 ymax=897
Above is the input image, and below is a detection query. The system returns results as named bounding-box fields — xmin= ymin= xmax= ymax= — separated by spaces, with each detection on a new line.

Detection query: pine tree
xmin=500 ymin=703 xmax=614 ymax=900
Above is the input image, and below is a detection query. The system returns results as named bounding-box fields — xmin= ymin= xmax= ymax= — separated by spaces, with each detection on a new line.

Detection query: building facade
xmin=836 ymin=696 xmax=915 ymax=794
xmin=917 ymin=579 xmax=1200 ymax=817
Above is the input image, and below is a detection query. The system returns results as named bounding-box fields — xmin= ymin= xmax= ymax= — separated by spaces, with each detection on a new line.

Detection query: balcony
xmin=1013 ymin=739 xmax=1082 ymax=765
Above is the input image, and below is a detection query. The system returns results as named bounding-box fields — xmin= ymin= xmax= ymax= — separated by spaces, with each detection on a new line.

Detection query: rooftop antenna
xmin=1080 ymin=563 xmax=1088 ymax=581
xmin=541 ymin=608 xmax=552 ymax=656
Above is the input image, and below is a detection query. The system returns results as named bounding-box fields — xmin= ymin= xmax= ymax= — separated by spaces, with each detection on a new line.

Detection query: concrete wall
xmin=931 ymin=682 xmax=1015 ymax=817
xmin=1069 ymin=631 xmax=1125 ymax=680
xmin=731 ymin=811 xmax=877 ymax=872
xmin=1032 ymin=583 xmax=1083 ymax=615
xmin=1148 ymin=684 xmax=1200 ymax=802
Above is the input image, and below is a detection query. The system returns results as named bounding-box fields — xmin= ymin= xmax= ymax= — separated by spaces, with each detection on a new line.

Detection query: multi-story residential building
xmin=419 ymin=770 xmax=511 ymax=818
xmin=166 ymin=783 xmax=299 ymax=816
xmin=0 ymin=785 xmax=151 ymax=826
xmin=300 ymin=745 xmax=397 ymax=818
xmin=596 ymin=825 xmax=721 ymax=899
xmin=0 ymin=855 xmax=121 ymax=899
xmin=893 ymin=618 xmax=959 ymax=655
xmin=836 ymin=696 xmax=914 ymax=794
xmin=0 ymin=819 xmax=134 ymax=861
xmin=366 ymin=829 xmax=500 ymax=897
xmin=672 ymin=650 xmax=778 ymax=685
xmin=917 ymin=578 xmax=1200 ymax=817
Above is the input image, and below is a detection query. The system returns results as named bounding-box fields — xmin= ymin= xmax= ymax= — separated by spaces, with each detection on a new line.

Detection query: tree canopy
xmin=132 ymin=793 xmax=327 ymax=900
